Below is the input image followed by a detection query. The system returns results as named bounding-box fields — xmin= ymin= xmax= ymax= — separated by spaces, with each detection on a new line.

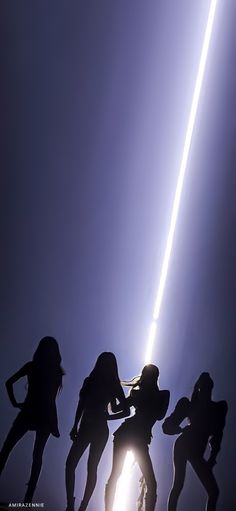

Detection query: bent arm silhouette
xmin=162 ymin=397 xmax=190 ymax=435
xmin=107 ymin=390 xmax=130 ymax=421
xmin=5 ymin=362 xmax=31 ymax=409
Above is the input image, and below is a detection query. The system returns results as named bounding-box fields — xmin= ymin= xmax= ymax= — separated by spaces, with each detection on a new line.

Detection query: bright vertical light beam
xmin=145 ymin=0 xmax=218 ymax=363
xmin=113 ymin=1 xmax=218 ymax=509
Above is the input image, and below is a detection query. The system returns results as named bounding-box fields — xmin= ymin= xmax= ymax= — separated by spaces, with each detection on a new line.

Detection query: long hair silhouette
xmin=33 ymin=336 xmax=63 ymax=371
xmin=105 ymin=364 xmax=170 ymax=511
xmin=65 ymin=352 xmax=129 ymax=511
xmin=0 ymin=336 xmax=64 ymax=503
xmin=82 ymin=352 xmax=121 ymax=397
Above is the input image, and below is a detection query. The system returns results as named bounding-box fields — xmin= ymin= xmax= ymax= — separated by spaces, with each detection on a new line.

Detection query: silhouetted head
xmin=139 ymin=364 xmax=159 ymax=389
xmin=90 ymin=352 xmax=120 ymax=384
xmin=33 ymin=336 xmax=62 ymax=367
xmin=191 ymin=372 xmax=214 ymax=404
xmin=30 ymin=337 xmax=64 ymax=392
xmin=122 ymin=364 xmax=160 ymax=390
xmin=195 ymin=372 xmax=214 ymax=392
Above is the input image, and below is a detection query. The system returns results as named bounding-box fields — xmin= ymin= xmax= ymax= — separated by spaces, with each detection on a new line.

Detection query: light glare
xmin=112 ymin=451 xmax=134 ymax=511
xmin=147 ymin=0 xmax=217 ymax=359
xmin=112 ymin=1 xmax=218 ymax=509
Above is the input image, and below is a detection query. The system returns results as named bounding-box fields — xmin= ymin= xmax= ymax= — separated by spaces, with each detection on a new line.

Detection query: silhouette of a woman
xmin=0 ymin=336 xmax=64 ymax=502
xmin=162 ymin=372 xmax=228 ymax=511
xmin=105 ymin=364 xmax=170 ymax=511
xmin=65 ymin=352 xmax=129 ymax=511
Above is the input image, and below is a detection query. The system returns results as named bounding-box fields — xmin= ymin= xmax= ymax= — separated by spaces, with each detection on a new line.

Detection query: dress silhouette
xmin=162 ymin=372 xmax=228 ymax=511
xmin=0 ymin=336 xmax=64 ymax=503
xmin=105 ymin=364 xmax=170 ymax=511
xmin=65 ymin=352 xmax=129 ymax=511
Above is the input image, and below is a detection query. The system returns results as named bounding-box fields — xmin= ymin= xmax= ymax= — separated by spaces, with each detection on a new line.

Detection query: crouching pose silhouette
xmin=105 ymin=364 xmax=170 ymax=511
xmin=65 ymin=352 xmax=129 ymax=511
xmin=163 ymin=372 xmax=228 ymax=511
xmin=0 ymin=336 xmax=64 ymax=502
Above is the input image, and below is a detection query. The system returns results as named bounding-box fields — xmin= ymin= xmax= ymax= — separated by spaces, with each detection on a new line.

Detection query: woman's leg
xmin=168 ymin=438 xmax=187 ymax=511
xmin=0 ymin=414 xmax=28 ymax=476
xmin=24 ymin=430 xmax=50 ymax=503
xmin=135 ymin=446 xmax=157 ymax=511
xmin=78 ymin=427 xmax=109 ymax=511
xmin=190 ymin=458 xmax=219 ymax=511
xmin=65 ymin=434 xmax=89 ymax=511
xmin=105 ymin=441 xmax=127 ymax=511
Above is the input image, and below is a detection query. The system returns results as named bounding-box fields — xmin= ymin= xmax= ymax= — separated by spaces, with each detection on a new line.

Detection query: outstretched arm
xmin=5 ymin=362 xmax=31 ymax=409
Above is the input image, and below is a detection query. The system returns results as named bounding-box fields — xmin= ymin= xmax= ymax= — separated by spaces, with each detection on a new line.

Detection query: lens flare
xmin=112 ymin=1 xmax=218 ymax=509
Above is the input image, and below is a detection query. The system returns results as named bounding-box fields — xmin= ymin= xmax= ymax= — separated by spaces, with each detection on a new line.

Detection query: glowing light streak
xmin=146 ymin=0 xmax=218 ymax=363
xmin=145 ymin=320 xmax=157 ymax=365
xmin=112 ymin=1 xmax=218 ymax=508
xmin=112 ymin=451 xmax=134 ymax=511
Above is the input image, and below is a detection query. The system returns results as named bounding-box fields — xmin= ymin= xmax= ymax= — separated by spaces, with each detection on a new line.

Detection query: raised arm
xmin=5 ymin=362 xmax=31 ymax=409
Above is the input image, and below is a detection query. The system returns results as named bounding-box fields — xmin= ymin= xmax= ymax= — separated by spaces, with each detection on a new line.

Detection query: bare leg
xmin=105 ymin=442 xmax=127 ymax=511
xmin=65 ymin=435 xmax=89 ymax=511
xmin=24 ymin=430 xmax=50 ymax=502
xmin=78 ymin=427 xmax=109 ymax=510
xmin=190 ymin=458 xmax=219 ymax=511
xmin=168 ymin=438 xmax=187 ymax=511
xmin=0 ymin=413 xmax=28 ymax=475
xmin=135 ymin=446 xmax=157 ymax=511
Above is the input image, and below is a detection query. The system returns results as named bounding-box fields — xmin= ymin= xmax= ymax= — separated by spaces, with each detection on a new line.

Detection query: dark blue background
xmin=0 ymin=2 xmax=235 ymax=510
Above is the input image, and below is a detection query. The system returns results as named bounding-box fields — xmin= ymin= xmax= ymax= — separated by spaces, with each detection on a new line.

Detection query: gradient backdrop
xmin=0 ymin=1 xmax=236 ymax=510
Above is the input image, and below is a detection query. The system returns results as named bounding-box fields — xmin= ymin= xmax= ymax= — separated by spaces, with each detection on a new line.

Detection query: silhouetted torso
xmin=163 ymin=396 xmax=227 ymax=458
xmin=78 ymin=377 xmax=118 ymax=432
xmin=114 ymin=388 xmax=169 ymax=445
xmin=21 ymin=361 xmax=61 ymax=436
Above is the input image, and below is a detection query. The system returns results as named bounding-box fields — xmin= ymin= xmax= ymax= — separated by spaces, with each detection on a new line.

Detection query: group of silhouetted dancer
xmin=0 ymin=337 xmax=228 ymax=511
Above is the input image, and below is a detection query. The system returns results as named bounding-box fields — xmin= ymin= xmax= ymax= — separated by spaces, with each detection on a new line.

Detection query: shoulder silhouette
xmin=163 ymin=372 xmax=228 ymax=511
xmin=0 ymin=336 xmax=64 ymax=503
xmin=65 ymin=352 xmax=129 ymax=511
xmin=105 ymin=364 xmax=170 ymax=511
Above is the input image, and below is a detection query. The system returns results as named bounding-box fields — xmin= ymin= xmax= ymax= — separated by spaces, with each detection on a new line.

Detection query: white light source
xmin=112 ymin=451 xmax=134 ymax=511
xmin=112 ymin=1 xmax=218 ymax=509
xmin=148 ymin=0 xmax=218 ymax=359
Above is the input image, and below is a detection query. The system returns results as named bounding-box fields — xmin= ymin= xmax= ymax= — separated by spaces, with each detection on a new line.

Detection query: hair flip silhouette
xmin=162 ymin=372 xmax=228 ymax=511
xmin=0 ymin=336 xmax=64 ymax=503
xmin=105 ymin=364 xmax=170 ymax=511
xmin=65 ymin=352 xmax=129 ymax=511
